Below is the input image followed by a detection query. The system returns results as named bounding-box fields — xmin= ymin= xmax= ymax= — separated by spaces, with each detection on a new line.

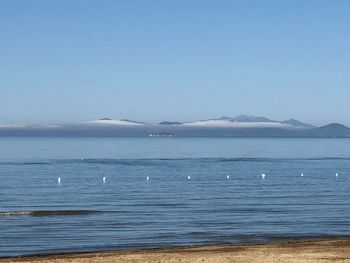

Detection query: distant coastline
xmin=0 ymin=116 xmax=349 ymax=138
xmin=0 ymin=123 xmax=349 ymax=138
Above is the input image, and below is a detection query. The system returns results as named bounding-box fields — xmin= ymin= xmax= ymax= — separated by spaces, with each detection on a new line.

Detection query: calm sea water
xmin=1 ymin=137 xmax=350 ymax=257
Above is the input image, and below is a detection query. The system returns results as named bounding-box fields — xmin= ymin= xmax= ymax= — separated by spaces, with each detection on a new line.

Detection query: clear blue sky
xmin=1 ymin=0 xmax=349 ymax=125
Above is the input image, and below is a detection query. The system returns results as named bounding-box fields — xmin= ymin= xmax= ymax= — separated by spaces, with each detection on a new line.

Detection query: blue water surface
xmin=0 ymin=137 xmax=350 ymax=257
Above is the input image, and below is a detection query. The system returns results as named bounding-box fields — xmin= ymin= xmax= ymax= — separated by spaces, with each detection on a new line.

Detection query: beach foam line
xmin=0 ymin=210 xmax=97 ymax=217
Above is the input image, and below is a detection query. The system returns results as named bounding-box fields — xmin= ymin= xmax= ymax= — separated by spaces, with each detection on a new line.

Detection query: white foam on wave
xmin=0 ymin=211 xmax=31 ymax=216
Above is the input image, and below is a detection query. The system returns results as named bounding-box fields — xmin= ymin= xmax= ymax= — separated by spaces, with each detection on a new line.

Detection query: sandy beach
xmin=2 ymin=238 xmax=350 ymax=263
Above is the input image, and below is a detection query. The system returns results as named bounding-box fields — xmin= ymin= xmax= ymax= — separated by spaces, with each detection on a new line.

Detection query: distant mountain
xmin=182 ymin=115 xmax=314 ymax=129
xmin=86 ymin=118 xmax=145 ymax=126
xmin=307 ymin=123 xmax=350 ymax=137
xmin=120 ymin=119 xmax=146 ymax=125
xmin=218 ymin=115 xmax=273 ymax=122
xmin=282 ymin=119 xmax=315 ymax=129
xmin=0 ymin=116 xmax=348 ymax=138
xmin=158 ymin=121 xmax=183 ymax=125
xmin=91 ymin=116 xmax=314 ymax=129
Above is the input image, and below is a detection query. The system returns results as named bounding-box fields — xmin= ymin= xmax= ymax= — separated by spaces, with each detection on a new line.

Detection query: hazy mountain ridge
xmin=218 ymin=115 xmax=272 ymax=122
xmin=281 ymin=119 xmax=315 ymax=129
xmin=307 ymin=123 xmax=350 ymax=137
xmin=179 ymin=115 xmax=314 ymax=129
xmin=0 ymin=116 xmax=349 ymax=137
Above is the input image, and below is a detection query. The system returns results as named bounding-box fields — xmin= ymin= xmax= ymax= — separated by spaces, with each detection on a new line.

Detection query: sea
xmin=0 ymin=137 xmax=350 ymax=257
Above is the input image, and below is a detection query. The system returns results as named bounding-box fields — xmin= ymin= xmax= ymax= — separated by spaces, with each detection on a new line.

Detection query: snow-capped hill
xmin=86 ymin=118 xmax=145 ymax=126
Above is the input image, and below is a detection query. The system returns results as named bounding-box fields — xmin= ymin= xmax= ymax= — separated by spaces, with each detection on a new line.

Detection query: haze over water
xmin=1 ymin=137 xmax=350 ymax=257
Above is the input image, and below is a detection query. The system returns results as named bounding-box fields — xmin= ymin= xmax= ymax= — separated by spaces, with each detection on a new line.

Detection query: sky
xmin=0 ymin=0 xmax=349 ymax=126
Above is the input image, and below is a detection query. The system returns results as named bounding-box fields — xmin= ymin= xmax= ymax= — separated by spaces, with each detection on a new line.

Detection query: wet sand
xmin=2 ymin=238 xmax=350 ymax=263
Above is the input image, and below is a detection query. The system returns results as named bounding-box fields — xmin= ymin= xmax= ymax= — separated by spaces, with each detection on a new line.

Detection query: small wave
xmin=217 ymin=158 xmax=280 ymax=162
xmin=217 ymin=157 xmax=350 ymax=162
xmin=0 ymin=162 xmax=50 ymax=166
xmin=68 ymin=157 xmax=324 ymax=164
xmin=0 ymin=210 xmax=97 ymax=217
xmin=1 ymin=157 xmax=350 ymax=166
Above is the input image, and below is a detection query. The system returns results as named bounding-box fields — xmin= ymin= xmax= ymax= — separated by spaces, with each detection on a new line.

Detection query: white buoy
xmin=336 ymin=173 xmax=339 ymax=177
xmin=261 ymin=173 xmax=266 ymax=179
xmin=301 ymin=173 xmax=304 ymax=177
xmin=227 ymin=175 xmax=230 ymax=179
xmin=146 ymin=176 xmax=149 ymax=181
xmin=102 ymin=176 xmax=106 ymax=183
xmin=187 ymin=176 xmax=191 ymax=180
xmin=57 ymin=177 xmax=61 ymax=184
xmin=81 ymin=158 xmax=84 ymax=161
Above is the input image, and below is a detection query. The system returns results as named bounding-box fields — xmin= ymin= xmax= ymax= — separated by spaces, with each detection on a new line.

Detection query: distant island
xmin=0 ymin=115 xmax=349 ymax=138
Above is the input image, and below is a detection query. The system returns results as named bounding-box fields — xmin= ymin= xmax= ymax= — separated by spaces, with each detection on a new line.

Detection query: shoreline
xmin=2 ymin=237 xmax=350 ymax=263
